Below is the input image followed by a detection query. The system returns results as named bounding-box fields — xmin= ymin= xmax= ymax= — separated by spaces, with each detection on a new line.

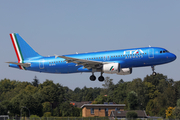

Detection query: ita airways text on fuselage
xmin=7 ymin=33 xmax=177 ymax=82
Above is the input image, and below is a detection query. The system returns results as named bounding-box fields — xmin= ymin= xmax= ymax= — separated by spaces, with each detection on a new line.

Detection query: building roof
xmin=70 ymin=101 xmax=91 ymax=108
xmin=81 ymin=104 xmax=126 ymax=108
xmin=110 ymin=110 xmax=147 ymax=118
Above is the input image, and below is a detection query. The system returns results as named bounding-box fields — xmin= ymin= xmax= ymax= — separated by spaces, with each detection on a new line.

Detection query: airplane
xmin=7 ymin=33 xmax=177 ymax=82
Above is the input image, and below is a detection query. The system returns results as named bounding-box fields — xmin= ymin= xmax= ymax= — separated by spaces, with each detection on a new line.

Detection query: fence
xmin=3 ymin=117 xmax=175 ymax=120
xmin=7 ymin=117 xmax=109 ymax=120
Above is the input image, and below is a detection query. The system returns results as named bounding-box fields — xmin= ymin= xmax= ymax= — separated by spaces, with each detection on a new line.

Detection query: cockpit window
xmin=160 ymin=50 xmax=169 ymax=53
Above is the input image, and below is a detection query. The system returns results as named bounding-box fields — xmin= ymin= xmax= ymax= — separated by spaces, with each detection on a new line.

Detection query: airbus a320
xmin=7 ymin=33 xmax=176 ymax=82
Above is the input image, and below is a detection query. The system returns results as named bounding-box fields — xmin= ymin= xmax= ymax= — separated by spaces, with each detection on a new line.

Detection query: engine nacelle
xmin=117 ymin=68 xmax=132 ymax=75
xmin=103 ymin=63 xmax=120 ymax=74
xmin=102 ymin=63 xmax=132 ymax=75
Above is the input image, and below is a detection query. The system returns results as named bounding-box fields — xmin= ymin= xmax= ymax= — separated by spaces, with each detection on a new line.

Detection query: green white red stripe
xmin=10 ymin=33 xmax=25 ymax=70
xmin=110 ymin=66 xmax=114 ymax=71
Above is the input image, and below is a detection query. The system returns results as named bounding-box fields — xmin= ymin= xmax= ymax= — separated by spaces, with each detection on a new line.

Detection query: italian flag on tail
xmin=10 ymin=33 xmax=26 ymax=70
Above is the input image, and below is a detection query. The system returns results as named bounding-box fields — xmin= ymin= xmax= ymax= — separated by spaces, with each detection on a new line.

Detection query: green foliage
xmin=32 ymin=76 xmax=39 ymax=87
xmin=30 ymin=115 xmax=40 ymax=118
xmin=43 ymin=112 xmax=51 ymax=117
xmin=42 ymin=102 xmax=51 ymax=113
xmin=127 ymin=91 xmax=138 ymax=110
xmin=93 ymin=95 xmax=112 ymax=104
xmin=126 ymin=111 xmax=138 ymax=118
xmin=172 ymin=107 xmax=180 ymax=119
xmin=0 ymin=73 xmax=180 ymax=118
xmin=177 ymin=99 xmax=180 ymax=107
xmin=101 ymin=77 xmax=114 ymax=96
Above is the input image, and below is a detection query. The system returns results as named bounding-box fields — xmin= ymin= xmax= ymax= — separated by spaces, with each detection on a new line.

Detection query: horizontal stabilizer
xmin=6 ymin=62 xmax=31 ymax=67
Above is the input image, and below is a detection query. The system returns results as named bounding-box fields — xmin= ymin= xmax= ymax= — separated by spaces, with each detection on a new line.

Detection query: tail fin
xmin=10 ymin=33 xmax=41 ymax=62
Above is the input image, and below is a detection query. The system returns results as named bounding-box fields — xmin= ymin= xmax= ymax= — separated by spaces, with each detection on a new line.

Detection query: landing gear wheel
xmin=151 ymin=66 xmax=156 ymax=76
xmin=90 ymin=75 xmax=96 ymax=81
xmin=152 ymin=72 xmax=157 ymax=76
xmin=98 ymin=76 xmax=104 ymax=82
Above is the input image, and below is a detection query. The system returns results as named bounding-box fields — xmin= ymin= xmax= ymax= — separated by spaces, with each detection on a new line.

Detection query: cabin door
xmin=148 ymin=48 xmax=154 ymax=59
xmin=39 ymin=59 xmax=44 ymax=69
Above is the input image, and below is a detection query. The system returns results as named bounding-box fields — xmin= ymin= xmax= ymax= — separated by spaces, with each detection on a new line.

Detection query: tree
xmin=93 ymin=95 xmax=112 ymax=104
xmin=127 ymin=91 xmax=138 ymax=110
xmin=177 ymin=99 xmax=180 ymax=107
xmin=143 ymin=73 xmax=167 ymax=87
xmin=174 ymin=81 xmax=180 ymax=100
xmin=42 ymin=102 xmax=51 ymax=113
xmin=60 ymin=102 xmax=74 ymax=117
xmin=32 ymin=76 xmax=39 ymax=87
xmin=113 ymin=82 xmax=129 ymax=104
xmin=101 ymin=77 xmax=114 ymax=95
xmin=172 ymin=107 xmax=180 ymax=119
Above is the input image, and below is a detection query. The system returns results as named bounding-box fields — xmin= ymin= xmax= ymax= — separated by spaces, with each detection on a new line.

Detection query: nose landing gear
xmin=151 ymin=66 xmax=156 ymax=76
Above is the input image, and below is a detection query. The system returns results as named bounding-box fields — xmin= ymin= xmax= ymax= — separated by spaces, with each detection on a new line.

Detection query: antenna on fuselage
xmin=149 ymin=45 xmax=151 ymax=47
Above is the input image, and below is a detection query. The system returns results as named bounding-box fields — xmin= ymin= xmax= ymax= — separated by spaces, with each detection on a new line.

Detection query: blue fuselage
xmin=9 ymin=47 xmax=176 ymax=74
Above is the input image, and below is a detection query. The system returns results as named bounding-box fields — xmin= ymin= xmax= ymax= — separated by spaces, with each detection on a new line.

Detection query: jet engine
xmin=117 ymin=68 xmax=132 ymax=75
xmin=102 ymin=63 xmax=132 ymax=75
xmin=103 ymin=63 xmax=120 ymax=74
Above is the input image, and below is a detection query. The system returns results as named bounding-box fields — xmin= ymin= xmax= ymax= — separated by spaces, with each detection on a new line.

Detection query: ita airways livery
xmin=7 ymin=33 xmax=176 ymax=82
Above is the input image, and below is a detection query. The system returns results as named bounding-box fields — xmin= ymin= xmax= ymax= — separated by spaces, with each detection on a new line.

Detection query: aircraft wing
xmin=6 ymin=62 xmax=31 ymax=67
xmin=58 ymin=56 xmax=107 ymax=69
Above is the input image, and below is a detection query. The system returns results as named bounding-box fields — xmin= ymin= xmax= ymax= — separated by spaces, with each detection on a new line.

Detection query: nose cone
xmin=169 ymin=53 xmax=177 ymax=61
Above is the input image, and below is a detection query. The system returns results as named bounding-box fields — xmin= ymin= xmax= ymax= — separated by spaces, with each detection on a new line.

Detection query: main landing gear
xmin=151 ymin=66 xmax=157 ymax=76
xmin=90 ymin=72 xmax=104 ymax=82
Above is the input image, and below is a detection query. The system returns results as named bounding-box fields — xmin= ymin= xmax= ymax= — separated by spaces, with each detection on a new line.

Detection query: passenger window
xmin=163 ymin=51 xmax=165 ymax=53
xmin=160 ymin=51 xmax=162 ymax=53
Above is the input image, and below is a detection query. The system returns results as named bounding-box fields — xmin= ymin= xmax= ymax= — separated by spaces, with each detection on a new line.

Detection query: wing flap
xmin=58 ymin=56 xmax=105 ymax=69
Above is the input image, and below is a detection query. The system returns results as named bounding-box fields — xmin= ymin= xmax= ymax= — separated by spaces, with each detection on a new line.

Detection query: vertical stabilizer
xmin=10 ymin=33 xmax=41 ymax=62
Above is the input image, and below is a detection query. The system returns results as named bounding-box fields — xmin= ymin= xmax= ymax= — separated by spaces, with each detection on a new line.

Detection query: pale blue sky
xmin=1 ymin=1 xmax=180 ymax=90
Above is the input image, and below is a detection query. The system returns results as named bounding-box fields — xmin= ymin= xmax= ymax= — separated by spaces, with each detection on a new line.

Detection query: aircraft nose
xmin=168 ymin=53 xmax=177 ymax=61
